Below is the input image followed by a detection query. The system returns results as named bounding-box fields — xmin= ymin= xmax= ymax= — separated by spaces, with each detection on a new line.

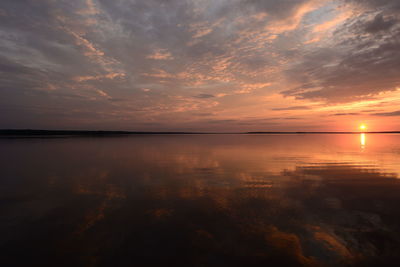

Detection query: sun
xmin=359 ymin=124 xmax=367 ymax=131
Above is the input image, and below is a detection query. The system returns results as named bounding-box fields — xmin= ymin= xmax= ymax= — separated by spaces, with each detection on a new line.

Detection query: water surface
xmin=1 ymin=134 xmax=400 ymax=266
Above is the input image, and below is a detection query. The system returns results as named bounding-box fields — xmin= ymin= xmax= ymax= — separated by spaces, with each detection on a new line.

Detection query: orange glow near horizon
xmin=359 ymin=124 xmax=367 ymax=131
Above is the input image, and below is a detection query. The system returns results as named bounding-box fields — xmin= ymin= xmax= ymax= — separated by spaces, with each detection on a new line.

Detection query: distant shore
xmin=247 ymin=131 xmax=400 ymax=134
xmin=0 ymin=129 xmax=204 ymax=137
xmin=1 ymin=129 xmax=399 ymax=137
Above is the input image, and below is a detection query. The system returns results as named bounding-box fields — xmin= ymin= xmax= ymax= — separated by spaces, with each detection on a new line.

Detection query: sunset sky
xmin=1 ymin=0 xmax=399 ymax=131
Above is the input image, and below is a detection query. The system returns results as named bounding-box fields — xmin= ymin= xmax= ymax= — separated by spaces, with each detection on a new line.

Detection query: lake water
xmin=1 ymin=134 xmax=400 ymax=266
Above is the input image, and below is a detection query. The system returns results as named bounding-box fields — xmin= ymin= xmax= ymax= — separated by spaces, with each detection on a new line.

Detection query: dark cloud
xmin=207 ymin=119 xmax=237 ymax=124
xmin=271 ymin=106 xmax=310 ymax=111
xmin=364 ymin=14 xmax=397 ymax=33
xmin=192 ymin=112 xmax=215 ymax=117
xmin=282 ymin=0 xmax=400 ymax=103
xmin=349 ymin=0 xmax=400 ymax=10
xmin=372 ymin=110 xmax=400 ymax=116
xmin=332 ymin=112 xmax=360 ymax=116
xmin=194 ymin=94 xmax=215 ymax=99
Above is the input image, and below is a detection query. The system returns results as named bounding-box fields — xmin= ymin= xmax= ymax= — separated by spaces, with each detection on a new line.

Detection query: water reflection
xmin=360 ymin=133 xmax=366 ymax=149
xmin=0 ymin=134 xmax=400 ymax=266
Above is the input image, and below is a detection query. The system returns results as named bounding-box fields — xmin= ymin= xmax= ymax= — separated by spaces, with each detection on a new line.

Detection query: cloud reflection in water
xmin=0 ymin=134 xmax=400 ymax=266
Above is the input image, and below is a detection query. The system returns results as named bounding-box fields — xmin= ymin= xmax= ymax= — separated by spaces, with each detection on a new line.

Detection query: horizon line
xmin=1 ymin=129 xmax=400 ymax=136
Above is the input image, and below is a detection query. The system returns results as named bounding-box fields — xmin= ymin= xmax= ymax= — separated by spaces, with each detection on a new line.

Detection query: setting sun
xmin=359 ymin=124 xmax=367 ymax=131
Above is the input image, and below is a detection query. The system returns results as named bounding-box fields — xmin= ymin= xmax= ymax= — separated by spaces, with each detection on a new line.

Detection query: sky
xmin=0 ymin=0 xmax=399 ymax=132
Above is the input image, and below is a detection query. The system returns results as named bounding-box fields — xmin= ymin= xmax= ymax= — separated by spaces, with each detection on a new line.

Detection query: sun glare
xmin=359 ymin=124 xmax=367 ymax=131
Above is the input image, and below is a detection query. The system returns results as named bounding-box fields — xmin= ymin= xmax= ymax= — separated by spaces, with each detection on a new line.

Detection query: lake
xmin=1 ymin=134 xmax=400 ymax=266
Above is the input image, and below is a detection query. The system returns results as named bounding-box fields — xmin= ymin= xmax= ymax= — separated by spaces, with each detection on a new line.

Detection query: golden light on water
xmin=360 ymin=133 xmax=366 ymax=148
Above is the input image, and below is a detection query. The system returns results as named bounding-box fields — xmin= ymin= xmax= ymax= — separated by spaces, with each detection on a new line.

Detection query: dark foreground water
xmin=1 ymin=134 xmax=400 ymax=266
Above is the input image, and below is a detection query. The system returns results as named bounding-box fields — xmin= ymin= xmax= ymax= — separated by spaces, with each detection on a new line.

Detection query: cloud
xmin=282 ymin=0 xmax=400 ymax=103
xmin=364 ymin=13 xmax=397 ymax=33
xmin=193 ymin=94 xmax=215 ymax=99
xmin=192 ymin=112 xmax=215 ymax=117
xmin=332 ymin=112 xmax=360 ymax=116
xmin=372 ymin=110 xmax=400 ymax=116
xmin=283 ymin=117 xmax=302 ymax=120
xmin=207 ymin=119 xmax=237 ymax=124
xmin=271 ymin=106 xmax=310 ymax=111
xmin=243 ymin=0 xmax=321 ymax=27
xmin=0 ymin=0 xmax=398 ymax=130
xmin=146 ymin=49 xmax=174 ymax=60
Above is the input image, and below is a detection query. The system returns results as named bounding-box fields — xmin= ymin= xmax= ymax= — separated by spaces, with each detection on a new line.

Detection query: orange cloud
xmin=146 ymin=49 xmax=174 ymax=60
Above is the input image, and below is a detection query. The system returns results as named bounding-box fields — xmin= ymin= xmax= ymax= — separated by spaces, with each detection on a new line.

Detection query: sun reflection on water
xmin=360 ymin=133 xmax=366 ymax=149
